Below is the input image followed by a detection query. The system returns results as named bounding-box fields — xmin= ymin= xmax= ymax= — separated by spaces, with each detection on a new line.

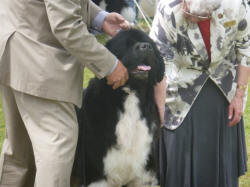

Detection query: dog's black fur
xmin=93 ymin=0 xmax=129 ymax=14
xmin=72 ymin=29 xmax=164 ymax=186
xmin=92 ymin=0 xmax=136 ymax=23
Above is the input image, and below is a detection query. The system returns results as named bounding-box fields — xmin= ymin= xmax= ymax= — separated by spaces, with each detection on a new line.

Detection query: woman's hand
xmin=228 ymin=89 xmax=244 ymax=126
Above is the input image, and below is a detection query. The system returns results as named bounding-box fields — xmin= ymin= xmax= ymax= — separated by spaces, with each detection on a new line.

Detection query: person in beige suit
xmin=0 ymin=0 xmax=130 ymax=186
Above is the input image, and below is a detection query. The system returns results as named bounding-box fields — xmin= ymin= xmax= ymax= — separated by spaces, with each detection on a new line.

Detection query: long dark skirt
xmin=159 ymin=79 xmax=247 ymax=187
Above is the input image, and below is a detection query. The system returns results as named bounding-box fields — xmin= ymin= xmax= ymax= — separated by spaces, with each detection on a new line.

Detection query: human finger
xmin=114 ymin=13 xmax=125 ymax=22
xmin=106 ymin=77 xmax=114 ymax=86
xmin=112 ymin=76 xmax=127 ymax=90
xmin=112 ymin=80 xmax=122 ymax=90
xmin=120 ymin=20 xmax=130 ymax=30
xmin=229 ymin=113 xmax=241 ymax=126
xmin=228 ymin=108 xmax=241 ymax=126
xmin=228 ymin=103 xmax=233 ymax=121
xmin=120 ymin=75 xmax=128 ymax=86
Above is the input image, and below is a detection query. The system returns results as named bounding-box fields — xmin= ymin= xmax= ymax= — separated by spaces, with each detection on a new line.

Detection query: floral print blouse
xmin=150 ymin=0 xmax=250 ymax=130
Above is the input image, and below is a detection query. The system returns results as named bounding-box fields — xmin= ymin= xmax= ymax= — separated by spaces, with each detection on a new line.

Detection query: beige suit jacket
xmin=0 ymin=0 xmax=117 ymax=107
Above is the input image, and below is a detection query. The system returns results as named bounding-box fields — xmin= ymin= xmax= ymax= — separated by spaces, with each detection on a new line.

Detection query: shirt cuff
xmin=107 ymin=60 xmax=118 ymax=75
xmin=92 ymin=11 xmax=109 ymax=32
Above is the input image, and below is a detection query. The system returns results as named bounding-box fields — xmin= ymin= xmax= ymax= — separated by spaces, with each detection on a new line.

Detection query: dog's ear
xmin=105 ymin=30 xmax=128 ymax=60
xmin=105 ymin=39 xmax=121 ymax=58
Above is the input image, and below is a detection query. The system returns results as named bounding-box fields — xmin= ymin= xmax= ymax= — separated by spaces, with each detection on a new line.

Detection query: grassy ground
xmin=0 ymin=34 xmax=249 ymax=186
xmin=0 ymin=101 xmax=4 ymax=151
xmin=239 ymin=82 xmax=250 ymax=186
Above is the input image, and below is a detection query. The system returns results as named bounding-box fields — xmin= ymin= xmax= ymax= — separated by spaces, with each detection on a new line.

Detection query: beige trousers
xmin=0 ymin=84 xmax=78 ymax=187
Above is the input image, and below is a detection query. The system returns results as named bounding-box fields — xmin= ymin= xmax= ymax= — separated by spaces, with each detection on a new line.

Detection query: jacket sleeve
xmin=149 ymin=3 xmax=176 ymax=63
xmin=44 ymin=0 xmax=117 ymax=79
xmin=235 ymin=0 xmax=250 ymax=67
xmin=87 ymin=0 xmax=103 ymax=27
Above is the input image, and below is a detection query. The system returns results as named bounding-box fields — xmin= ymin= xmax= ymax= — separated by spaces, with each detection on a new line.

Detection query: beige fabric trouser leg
xmin=0 ymin=84 xmax=78 ymax=187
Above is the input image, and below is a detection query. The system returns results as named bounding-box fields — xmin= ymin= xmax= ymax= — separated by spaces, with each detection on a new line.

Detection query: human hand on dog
xmin=106 ymin=60 xmax=128 ymax=89
xmin=102 ymin=12 xmax=130 ymax=37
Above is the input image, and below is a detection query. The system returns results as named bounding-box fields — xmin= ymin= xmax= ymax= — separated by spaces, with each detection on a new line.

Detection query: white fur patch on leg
xmin=88 ymin=180 xmax=109 ymax=187
xmin=127 ymin=171 xmax=158 ymax=187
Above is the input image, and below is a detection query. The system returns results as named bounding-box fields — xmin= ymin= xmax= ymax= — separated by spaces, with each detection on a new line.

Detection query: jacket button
xmin=218 ymin=13 xmax=223 ymax=19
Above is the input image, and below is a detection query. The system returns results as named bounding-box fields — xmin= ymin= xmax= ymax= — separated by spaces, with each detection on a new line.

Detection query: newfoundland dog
xmin=92 ymin=0 xmax=158 ymax=23
xmin=72 ymin=29 xmax=165 ymax=187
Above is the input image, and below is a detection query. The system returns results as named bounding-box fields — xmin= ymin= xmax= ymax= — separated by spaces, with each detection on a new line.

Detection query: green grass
xmin=0 ymin=34 xmax=250 ymax=186
xmin=0 ymin=100 xmax=4 ymax=151
xmin=239 ymin=82 xmax=250 ymax=186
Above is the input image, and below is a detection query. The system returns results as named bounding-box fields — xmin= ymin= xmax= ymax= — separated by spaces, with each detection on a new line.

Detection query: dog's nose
xmin=136 ymin=42 xmax=153 ymax=52
xmin=140 ymin=43 xmax=152 ymax=50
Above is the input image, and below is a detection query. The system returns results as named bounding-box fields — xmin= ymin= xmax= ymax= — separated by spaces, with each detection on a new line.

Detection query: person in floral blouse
xmin=150 ymin=0 xmax=250 ymax=186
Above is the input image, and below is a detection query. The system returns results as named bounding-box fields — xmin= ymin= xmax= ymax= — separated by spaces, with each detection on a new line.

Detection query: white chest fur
xmin=101 ymin=89 xmax=156 ymax=186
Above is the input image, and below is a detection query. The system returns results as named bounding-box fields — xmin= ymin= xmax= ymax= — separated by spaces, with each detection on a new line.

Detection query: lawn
xmin=0 ymin=33 xmax=249 ymax=186
xmin=239 ymin=81 xmax=250 ymax=186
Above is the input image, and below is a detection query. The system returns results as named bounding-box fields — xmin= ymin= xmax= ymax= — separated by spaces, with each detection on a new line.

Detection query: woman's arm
xmin=154 ymin=76 xmax=167 ymax=126
xmin=229 ymin=0 xmax=250 ymax=126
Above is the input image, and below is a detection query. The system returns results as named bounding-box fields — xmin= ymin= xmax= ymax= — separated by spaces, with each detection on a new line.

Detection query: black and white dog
xmin=92 ymin=0 xmax=137 ymax=23
xmin=92 ymin=0 xmax=157 ymax=23
xmin=72 ymin=29 xmax=165 ymax=187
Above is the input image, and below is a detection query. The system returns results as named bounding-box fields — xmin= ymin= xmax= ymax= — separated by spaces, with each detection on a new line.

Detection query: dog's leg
xmin=126 ymin=171 xmax=158 ymax=187
xmin=126 ymin=177 xmax=142 ymax=187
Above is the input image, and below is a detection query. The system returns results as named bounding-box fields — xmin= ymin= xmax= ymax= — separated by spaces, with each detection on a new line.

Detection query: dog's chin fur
xmin=72 ymin=29 xmax=165 ymax=186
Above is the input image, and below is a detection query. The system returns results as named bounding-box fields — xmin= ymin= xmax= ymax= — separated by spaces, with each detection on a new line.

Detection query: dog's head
xmin=106 ymin=29 xmax=165 ymax=86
